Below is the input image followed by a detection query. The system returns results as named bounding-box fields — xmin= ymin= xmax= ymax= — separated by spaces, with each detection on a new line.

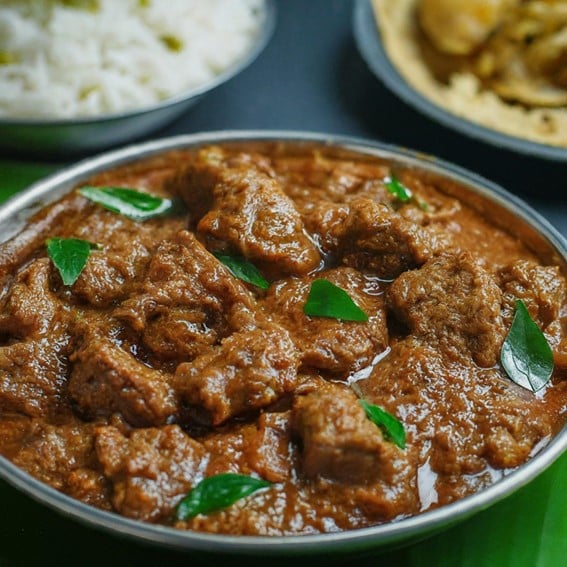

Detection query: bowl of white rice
xmin=0 ymin=0 xmax=275 ymax=156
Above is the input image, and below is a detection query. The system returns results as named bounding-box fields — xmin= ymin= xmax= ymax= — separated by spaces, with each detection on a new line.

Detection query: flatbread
xmin=372 ymin=0 xmax=567 ymax=149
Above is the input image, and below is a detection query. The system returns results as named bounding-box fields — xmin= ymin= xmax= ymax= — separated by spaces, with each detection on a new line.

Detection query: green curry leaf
xmin=214 ymin=253 xmax=269 ymax=289
xmin=303 ymin=279 xmax=368 ymax=322
xmin=176 ymin=474 xmax=272 ymax=520
xmin=385 ymin=174 xmax=412 ymax=202
xmin=78 ymin=186 xmax=172 ymax=221
xmin=500 ymin=299 xmax=554 ymax=392
xmin=359 ymin=400 xmax=406 ymax=449
xmin=46 ymin=237 xmax=99 ymax=286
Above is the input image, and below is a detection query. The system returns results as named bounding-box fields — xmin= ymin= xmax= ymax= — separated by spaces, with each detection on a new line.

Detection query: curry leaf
xmin=214 ymin=253 xmax=269 ymax=289
xmin=46 ymin=237 xmax=99 ymax=286
xmin=78 ymin=186 xmax=172 ymax=221
xmin=385 ymin=174 xmax=412 ymax=202
xmin=359 ymin=399 xmax=406 ymax=449
xmin=176 ymin=474 xmax=271 ymax=520
xmin=500 ymin=299 xmax=554 ymax=392
xmin=303 ymin=279 xmax=368 ymax=322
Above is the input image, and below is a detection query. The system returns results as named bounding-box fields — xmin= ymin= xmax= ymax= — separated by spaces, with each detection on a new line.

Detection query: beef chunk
xmin=70 ymin=214 xmax=185 ymax=307
xmin=0 ymin=258 xmax=59 ymax=339
xmin=114 ymin=230 xmax=259 ymax=362
xmin=387 ymin=252 xmax=506 ymax=367
xmin=299 ymin=200 xmax=350 ymax=257
xmin=72 ymin=198 xmax=184 ymax=246
xmin=340 ymin=198 xmax=434 ymax=279
xmin=200 ymin=412 xmax=294 ymax=483
xmin=360 ymin=339 xmax=488 ymax=481
xmin=553 ymin=335 xmax=567 ymax=371
xmin=359 ymin=337 xmax=553 ymax=482
xmin=499 ymin=260 xmax=566 ymax=329
xmin=0 ymin=339 xmax=69 ymax=417
xmin=244 ymin=411 xmax=293 ymax=483
xmin=0 ymin=415 xmax=32 ymax=458
xmin=0 ymin=258 xmax=71 ymax=417
xmin=71 ymin=252 xmax=129 ymax=307
xmin=66 ymin=467 xmax=112 ymax=510
xmin=483 ymin=415 xmax=549 ymax=469
xmin=263 ymin=267 xmax=388 ymax=376
xmin=68 ymin=330 xmax=177 ymax=427
xmin=291 ymin=384 xmax=401 ymax=484
xmin=141 ymin=307 xmax=221 ymax=362
xmin=175 ymin=146 xmax=321 ymax=276
xmin=173 ymin=323 xmax=300 ymax=426
xmin=393 ymin=171 xmax=462 ymax=224
xmin=95 ymin=425 xmax=206 ymax=522
xmin=12 ymin=421 xmax=97 ymax=491
xmin=272 ymin=151 xmax=393 ymax=205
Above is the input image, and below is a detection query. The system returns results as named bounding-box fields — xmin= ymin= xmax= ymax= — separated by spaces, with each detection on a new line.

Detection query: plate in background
xmin=353 ymin=0 xmax=567 ymax=162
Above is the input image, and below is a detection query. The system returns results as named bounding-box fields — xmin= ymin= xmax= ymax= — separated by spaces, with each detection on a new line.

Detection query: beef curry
xmin=0 ymin=141 xmax=565 ymax=535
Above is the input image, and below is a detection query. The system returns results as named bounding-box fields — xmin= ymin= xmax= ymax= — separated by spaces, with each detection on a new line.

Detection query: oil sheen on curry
xmin=0 ymin=142 xmax=565 ymax=535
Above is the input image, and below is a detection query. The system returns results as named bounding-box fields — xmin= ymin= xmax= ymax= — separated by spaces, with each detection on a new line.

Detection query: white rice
xmin=0 ymin=0 xmax=264 ymax=119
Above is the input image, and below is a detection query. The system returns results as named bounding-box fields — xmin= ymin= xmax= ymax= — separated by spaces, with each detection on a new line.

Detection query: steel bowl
xmin=0 ymin=2 xmax=275 ymax=159
xmin=353 ymin=0 xmax=567 ymax=162
xmin=0 ymin=130 xmax=565 ymax=558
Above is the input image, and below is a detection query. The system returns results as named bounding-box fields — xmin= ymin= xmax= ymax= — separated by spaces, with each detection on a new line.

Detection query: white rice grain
xmin=0 ymin=0 xmax=264 ymax=118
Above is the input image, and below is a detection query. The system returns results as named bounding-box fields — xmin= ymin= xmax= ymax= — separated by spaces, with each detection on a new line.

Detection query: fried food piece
xmin=418 ymin=0 xmax=515 ymax=55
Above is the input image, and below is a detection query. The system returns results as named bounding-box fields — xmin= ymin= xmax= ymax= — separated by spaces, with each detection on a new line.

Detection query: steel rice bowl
xmin=0 ymin=2 xmax=275 ymax=159
xmin=0 ymin=130 xmax=565 ymax=557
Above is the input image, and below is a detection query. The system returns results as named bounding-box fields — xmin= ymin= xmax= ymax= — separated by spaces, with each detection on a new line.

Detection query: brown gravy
xmin=0 ymin=142 xmax=565 ymax=535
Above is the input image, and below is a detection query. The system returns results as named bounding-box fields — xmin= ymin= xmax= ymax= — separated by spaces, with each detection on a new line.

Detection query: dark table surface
xmin=1 ymin=0 xmax=566 ymax=565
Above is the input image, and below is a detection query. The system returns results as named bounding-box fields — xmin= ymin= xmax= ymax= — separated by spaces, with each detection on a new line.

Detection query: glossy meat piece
xmin=0 ymin=259 xmax=58 ymax=339
xmin=114 ymin=230 xmax=259 ymax=363
xmin=0 ymin=339 xmax=69 ymax=417
xmin=263 ymin=267 xmax=388 ymax=376
xmin=72 ymin=251 xmax=135 ymax=307
xmin=244 ymin=411 xmax=293 ymax=483
xmin=174 ymin=146 xmax=321 ymax=276
xmin=483 ymin=410 xmax=552 ymax=469
xmin=499 ymin=259 xmax=566 ymax=329
xmin=200 ymin=412 xmax=294 ymax=483
xmin=359 ymin=337 xmax=553 ymax=492
xmin=387 ymin=252 xmax=506 ymax=367
xmin=291 ymin=383 xmax=404 ymax=484
xmin=70 ymin=212 xmax=181 ymax=301
xmin=95 ymin=425 xmax=206 ymax=522
xmin=68 ymin=326 xmax=177 ymax=427
xmin=0 ymin=193 xmax=88 ymax=282
xmin=173 ymin=323 xmax=300 ymax=426
xmin=12 ymin=421 xmax=98 ymax=491
xmin=299 ymin=200 xmax=350 ymax=257
xmin=0 ymin=415 xmax=32 ymax=459
xmin=0 ymin=259 xmax=70 ymax=417
xmin=340 ymin=198 xmax=434 ymax=279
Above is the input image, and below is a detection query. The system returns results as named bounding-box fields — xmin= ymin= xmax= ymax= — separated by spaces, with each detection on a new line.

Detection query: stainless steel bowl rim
xmin=1 ymin=130 xmax=565 ymax=556
xmin=0 ymin=0 xmax=276 ymax=127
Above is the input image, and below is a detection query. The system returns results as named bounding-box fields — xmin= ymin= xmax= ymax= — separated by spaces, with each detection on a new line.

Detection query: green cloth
xmin=0 ymin=161 xmax=565 ymax=566
xmin=1 ymin=160 xmax=61 ymax=200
